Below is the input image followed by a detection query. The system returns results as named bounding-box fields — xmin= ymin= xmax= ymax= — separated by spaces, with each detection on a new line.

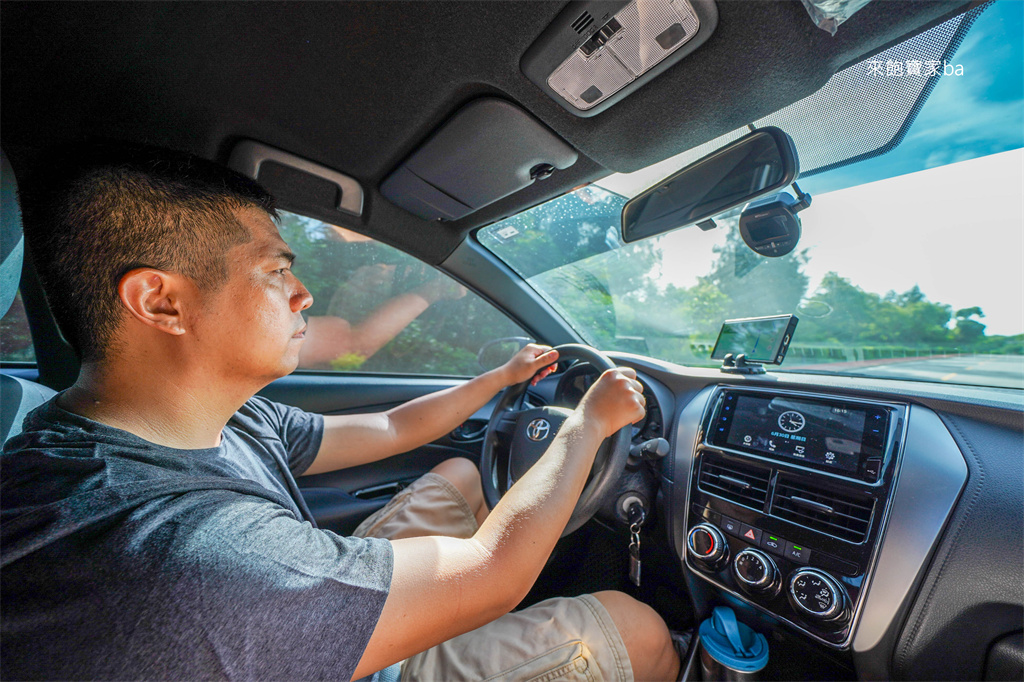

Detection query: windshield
xmin=480 ymin=2 xmax=1023 ymax=390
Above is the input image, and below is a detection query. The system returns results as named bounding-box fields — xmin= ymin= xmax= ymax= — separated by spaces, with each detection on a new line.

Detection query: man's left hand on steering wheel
xmin=494 ymin=343 xmax=560 ymax=387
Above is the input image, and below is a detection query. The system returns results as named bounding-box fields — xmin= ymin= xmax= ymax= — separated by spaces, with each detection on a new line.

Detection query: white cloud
xmin=799 ymin=149 xmax=1024 ymax=335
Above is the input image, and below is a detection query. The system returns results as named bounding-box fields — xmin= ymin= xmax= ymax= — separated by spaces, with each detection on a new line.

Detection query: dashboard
xmin=543 ymin=356 xmax=1023 ymax=681
xmin=683 ymin=387 xmax=909 ymax=649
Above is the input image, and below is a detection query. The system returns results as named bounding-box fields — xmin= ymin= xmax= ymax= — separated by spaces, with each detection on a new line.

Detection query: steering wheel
xmin=480 ymin=344 xmax=633 ymax=536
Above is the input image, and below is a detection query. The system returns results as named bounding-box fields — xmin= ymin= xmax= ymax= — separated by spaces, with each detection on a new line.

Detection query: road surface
xmin=825 ymin=355 xmax=1023 ymax=389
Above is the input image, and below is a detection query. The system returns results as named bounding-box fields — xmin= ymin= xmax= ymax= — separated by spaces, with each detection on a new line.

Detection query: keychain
xmin=627 ymin=502 xmax=646 ymax=587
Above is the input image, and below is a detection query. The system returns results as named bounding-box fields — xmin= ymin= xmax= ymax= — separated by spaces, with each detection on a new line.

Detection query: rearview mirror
xmin=477 ymin=337 xmax=532 ymax=372
xmin=621 ymin=127 xmax=799 ymax=243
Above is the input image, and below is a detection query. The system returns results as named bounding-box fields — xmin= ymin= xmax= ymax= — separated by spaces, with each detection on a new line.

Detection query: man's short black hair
xmin=20 ymin=140 xmax=277 ymax=362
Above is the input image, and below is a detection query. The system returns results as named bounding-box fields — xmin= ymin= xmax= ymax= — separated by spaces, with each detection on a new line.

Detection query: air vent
xmin=698 ymin=454 xmax=771 ymax=510
xmin=771 ymin=475 xmax=874 ymax=543
xmin=571 ymin=11 xmax=594 ymax=33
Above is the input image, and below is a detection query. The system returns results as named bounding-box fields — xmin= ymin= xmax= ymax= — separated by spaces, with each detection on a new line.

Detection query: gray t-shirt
xmin=0 ymin=395 xmax=394 ymax=681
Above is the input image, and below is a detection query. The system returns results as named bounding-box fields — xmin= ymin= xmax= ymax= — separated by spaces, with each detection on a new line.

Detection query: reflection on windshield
xmin=480 ymin=170 xmax=1023 ymax=389
xmin=277 ymin=211 xmax=527 ymax=377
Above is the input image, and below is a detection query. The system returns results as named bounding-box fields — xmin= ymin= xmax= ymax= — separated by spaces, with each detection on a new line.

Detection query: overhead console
xmin=521 ymin=0 xmax=718 ymax=116
xmin=682 ymin=386 xmax=907 ymax=648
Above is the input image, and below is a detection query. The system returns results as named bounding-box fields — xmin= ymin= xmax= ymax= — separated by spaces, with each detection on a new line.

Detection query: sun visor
xmin=380 ymin=98 xmax=578 ymax=221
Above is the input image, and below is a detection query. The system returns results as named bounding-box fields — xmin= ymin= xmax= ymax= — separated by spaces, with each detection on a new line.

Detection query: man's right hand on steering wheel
xmin=576 ymin=367 xmax=647 ymax=438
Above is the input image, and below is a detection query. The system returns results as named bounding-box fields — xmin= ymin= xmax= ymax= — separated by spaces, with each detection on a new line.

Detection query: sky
xmin=651 ymin=147 xmax=1023 ymax=335
xmin=792 ymin=149 xmax=1021 ymax=335
xmin=800 ymin=0 xmax=1024 ymax=195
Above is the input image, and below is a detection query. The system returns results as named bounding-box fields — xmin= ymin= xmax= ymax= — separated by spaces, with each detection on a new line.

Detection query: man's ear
xmin=117 ymin=268 xmax=190 ymax=336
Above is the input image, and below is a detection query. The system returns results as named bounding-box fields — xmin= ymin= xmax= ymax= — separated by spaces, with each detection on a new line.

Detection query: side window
xmin=278 ymin=210 xmax=530 ymax=376
xmin=0 ymin=291 xmax=35 ymax=363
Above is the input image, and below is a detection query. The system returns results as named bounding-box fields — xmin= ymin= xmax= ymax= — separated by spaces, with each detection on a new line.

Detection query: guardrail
xmin=680 ymin=342 xmax=1008 ymax=366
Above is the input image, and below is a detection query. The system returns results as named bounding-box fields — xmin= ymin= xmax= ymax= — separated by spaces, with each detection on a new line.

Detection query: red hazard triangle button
xmin=740 ymin=524 xmax=762 ymax=545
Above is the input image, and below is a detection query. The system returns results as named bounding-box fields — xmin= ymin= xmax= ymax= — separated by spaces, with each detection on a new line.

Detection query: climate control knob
xmin=687 ymin=523 xmax=729 ymax=571
xmin=787 ymin=568 xmax=849 ymax=624
xmin=732 ymin=547 xmax=780 ymax=596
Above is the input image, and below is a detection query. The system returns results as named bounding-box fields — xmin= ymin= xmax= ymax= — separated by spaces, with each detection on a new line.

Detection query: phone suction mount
xmin=720 ymin=353 xmax=766 ymax=375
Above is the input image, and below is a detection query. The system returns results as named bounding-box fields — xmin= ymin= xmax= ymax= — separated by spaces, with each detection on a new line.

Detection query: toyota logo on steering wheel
xmin=526 ymin=418 xmax=551 ymax=442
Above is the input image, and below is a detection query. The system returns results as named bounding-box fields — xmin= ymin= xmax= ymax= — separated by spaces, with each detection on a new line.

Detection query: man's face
xmin=188 ymin=207 xmax=312 ymax=384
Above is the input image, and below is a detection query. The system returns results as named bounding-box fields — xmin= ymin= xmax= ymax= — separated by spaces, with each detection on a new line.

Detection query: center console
xmin=679 ymin=386 xmax=907 ymax=648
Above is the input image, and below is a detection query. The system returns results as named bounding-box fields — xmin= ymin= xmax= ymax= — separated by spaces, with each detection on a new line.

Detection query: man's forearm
xmin=310 ymin=368 xmax=512 ymax=474
xmin=383 ymin=367 xmax=510 ymax=454
xmin=471 ymin=412 xmax=605 ymax=590
xmin=311 ymin=344 xmax=556 ymax=476
xmin=355 ymin=412 xmax=607 ymax=678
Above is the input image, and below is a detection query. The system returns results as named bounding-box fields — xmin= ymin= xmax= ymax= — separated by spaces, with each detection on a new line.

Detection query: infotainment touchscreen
xmin=709 ymin=391 xmax=890 ymax=478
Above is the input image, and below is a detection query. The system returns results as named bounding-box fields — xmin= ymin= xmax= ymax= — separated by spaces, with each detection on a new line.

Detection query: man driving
xmin=0 ymin=142 xmax=680 ymax=681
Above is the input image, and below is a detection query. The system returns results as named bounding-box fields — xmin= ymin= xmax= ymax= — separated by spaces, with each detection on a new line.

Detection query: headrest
xmin=0 ymin=148 xmax=25 ymax=317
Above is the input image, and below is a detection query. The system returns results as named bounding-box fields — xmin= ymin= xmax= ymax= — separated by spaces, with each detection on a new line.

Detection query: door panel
xmin=259 ymin=373 xmax=494 ymax=534
xmin=260 ymin=373 xmax=465 ymax=414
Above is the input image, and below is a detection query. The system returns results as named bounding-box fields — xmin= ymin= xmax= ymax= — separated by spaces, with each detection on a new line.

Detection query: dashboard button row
xmin=759 ymin=530 xmax=809 ymax=565
xmin=784 ymin=542 xmax=810 ymax=564
xmin=692 ymin=505 xmax=811 ymax=565
xmin=690 ymin=505 xmax=858 ymax=575
xmin=740 ymin=523 xmax=762 ymax=545
xmin=762 ymin=533 xmax=783 ymax=554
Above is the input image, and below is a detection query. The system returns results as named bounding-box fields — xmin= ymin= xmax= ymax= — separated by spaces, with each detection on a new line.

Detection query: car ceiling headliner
xmin=1 ymin=0 xmax=972 ymax=265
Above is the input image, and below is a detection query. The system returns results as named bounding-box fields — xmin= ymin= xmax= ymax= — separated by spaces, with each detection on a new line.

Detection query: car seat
xmin=1 ymin=148 xmax=56 ymax=443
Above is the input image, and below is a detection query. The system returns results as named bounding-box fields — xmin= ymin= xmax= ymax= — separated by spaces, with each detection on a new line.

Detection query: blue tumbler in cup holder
xmin=698 ymin=606 xmax=769 ymax=680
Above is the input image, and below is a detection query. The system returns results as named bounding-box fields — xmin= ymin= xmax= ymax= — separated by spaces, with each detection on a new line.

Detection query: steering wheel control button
xmin=760 ymin=533 xmax=785 ymax=556
xmin=739 ymin=524 xmax=762 ymax=545
xmin=720 ymin=516 xmax=741 ymax=537
xmin=733 ymin=548 xmax=779 ymax=596
xmin=687 ymin=523 xmax=729 ymax=571
xmin=788 ymin=568 xmax=848 ymax=623
xmin=784 ymin=541 xmax=811 ymax=564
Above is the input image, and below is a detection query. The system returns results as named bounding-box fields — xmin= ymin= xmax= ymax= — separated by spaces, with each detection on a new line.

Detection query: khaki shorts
xmin=354 ymin=471 xmax=634 ymax=681
xmin=402 ymin=593 xmax=633 ymax=681
xmin=352 ymin=472 xmax=480 ymax=540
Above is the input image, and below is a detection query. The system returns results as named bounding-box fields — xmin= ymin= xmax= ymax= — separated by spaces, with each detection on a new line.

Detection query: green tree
xmin=702 ymin=218 xmax=809 ymax=320
xmin=678 ymin=281 xmax=732 ymax=337
xmin=953 ymin=306 xmax=986 ymax=344
xmin=800 ymin=274 xmax=960 ymax=349
xmin=799 ymin=273 xmax=883 ymax=343
xmin=482 ymin=186 xmax=664 ymax=346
